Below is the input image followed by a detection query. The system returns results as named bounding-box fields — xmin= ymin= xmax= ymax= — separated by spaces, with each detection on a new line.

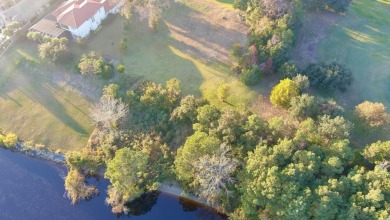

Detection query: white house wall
xmin=70 ymin=6 xmax=106 ymax=38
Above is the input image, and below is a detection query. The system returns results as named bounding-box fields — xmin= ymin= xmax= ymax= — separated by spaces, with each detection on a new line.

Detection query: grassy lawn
xmin=80 ymin=1 xmax=254 ymax=109
xmin=0 ymin=41 xmax=94 ymax=152
xmin=318 ymin=0 xmax=390 ymax=109
xmin=318 ymin=0 xmax=390 ymax=147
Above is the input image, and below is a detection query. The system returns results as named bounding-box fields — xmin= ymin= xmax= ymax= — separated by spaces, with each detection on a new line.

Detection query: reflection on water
xmin=0 ymin=148 xmax=225 ymax=220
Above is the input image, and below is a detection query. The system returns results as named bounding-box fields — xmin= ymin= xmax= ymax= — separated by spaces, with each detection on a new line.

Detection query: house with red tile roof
xmin=52 ymin=0 xmax=123 ymax=39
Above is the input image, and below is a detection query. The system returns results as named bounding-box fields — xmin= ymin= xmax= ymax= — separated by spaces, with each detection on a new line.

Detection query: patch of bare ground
xmin=291 ymin=12 xmax=341 ymax=67
xmin=165 ymin=0 xmax=248 ymax=64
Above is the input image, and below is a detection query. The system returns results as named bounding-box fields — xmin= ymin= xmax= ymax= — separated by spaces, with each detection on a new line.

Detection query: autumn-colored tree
xmin=270 ymin=79 xmax=299 ymax=108
xmin=355 ymin=101 xmax=390 ymax=128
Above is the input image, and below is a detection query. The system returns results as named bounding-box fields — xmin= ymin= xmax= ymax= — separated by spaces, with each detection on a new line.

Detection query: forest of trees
xmin=61 ymin=74 xmax=389 ymax=219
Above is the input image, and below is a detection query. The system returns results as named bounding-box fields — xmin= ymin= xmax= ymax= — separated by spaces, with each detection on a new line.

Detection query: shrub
xmin=270 ymin=79 xmax=299 ymax=108
xmin=240 ymin=65 xmax=263 ymax=86
xmin=117 ymin=64 xmax=125 ymax=73
xmin=3 ymin=133 xmax=18 ymax=148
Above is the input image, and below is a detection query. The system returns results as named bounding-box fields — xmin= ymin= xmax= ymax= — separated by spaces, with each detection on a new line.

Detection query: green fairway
xmin=0 ymin=41 xmax=94 ymax=152
xmin=318 ymin=0 xmax=390 ymax=109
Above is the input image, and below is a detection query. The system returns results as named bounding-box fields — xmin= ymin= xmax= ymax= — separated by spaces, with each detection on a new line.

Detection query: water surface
xmin=0 ymin=148 xmax=224 ymax=220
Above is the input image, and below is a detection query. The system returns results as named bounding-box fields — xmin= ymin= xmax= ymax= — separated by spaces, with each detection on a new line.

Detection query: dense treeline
xmin=62 ymin=76 xmax=389 ymax=219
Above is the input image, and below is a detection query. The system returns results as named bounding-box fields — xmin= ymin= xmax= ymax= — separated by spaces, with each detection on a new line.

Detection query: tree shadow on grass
xmin=0 ymin=47 xmax=90 ymax=137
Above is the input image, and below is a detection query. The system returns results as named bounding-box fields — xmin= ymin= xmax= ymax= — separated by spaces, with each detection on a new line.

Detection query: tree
xmin=90 ymin=97 xmax=128 ymax=130
xmin=318 ymin=115 xmax=350 ymax=141
xmin=120 ymin=0 xmax=174 ymax=30
xmin=2 ymin=21 xmax=22 ymax=37
xmin=303 ymin=62 xmax=353 ymax=92
xmin=78 ymin=51 xmax=114 ymax=79
xmin=278 ymin=61 xmax=299 ymax=79
xmin=192 ymin=146 xmax=239 ymax=208
xmin=104 ymin=148 xmax=150 ymax=214
xmin=217 ymin=84 xmax=230 ymax=102
xmin=355 ymin=101 xmax=390 ymax=128
xmin=102 ymin=84 xmax=120 ymax=99
xmin=270 ymin=78 xmax=300 ymax=108
xmin=38 ymin=37 xmax=70 ymax=63
xmin=289 ymin=94 xmax=319 ymax=120
xmin=240 ymin=65 xmax=263 ymax=86
xmin=171 ymin=95 xmax=205 ymax=123
xmin=363 ymin=141 xmax=390 ymax=165
xmin=64 ymin=169 xmax=98 ymax=204
xmin=174 ymin=131 xmax=221 ymax=183
xmin=27 ymin=31 xmax=44 ymax=43
xmin=257 ymin=0 xmax=289 ymax=19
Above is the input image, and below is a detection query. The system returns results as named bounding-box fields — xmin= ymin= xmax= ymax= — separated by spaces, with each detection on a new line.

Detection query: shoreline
xmin=157 ymin=183 xmax=207 ymax=205
xmin=14 ymin=142 xmax=66 ymax=164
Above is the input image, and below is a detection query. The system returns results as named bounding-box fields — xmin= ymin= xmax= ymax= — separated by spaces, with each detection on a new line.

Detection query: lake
xmin=0 ymin=148 xmax=225 ymax=220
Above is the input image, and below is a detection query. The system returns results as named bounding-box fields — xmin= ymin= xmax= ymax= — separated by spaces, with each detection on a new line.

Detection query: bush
xmin=240 ymin=65 xmax=263 ymax=86
xmin=303 ymin=62 xmax=353 ymax=92
xmin=278 ymin=62 xmax=299 ymax=78
xmin=101 ymin=62 xmax=115 ymax=79
xmin=117 ymin=64 xmax=125 ymax=73
xmin=3 ymin=133 xmax=18 ymax=148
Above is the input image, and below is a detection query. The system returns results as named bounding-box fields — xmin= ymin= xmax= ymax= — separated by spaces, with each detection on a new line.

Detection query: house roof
xmin=29 ymin=18 xmax=67 ymax=38
xmin=52 ymin=0 xmax=116 ymax=28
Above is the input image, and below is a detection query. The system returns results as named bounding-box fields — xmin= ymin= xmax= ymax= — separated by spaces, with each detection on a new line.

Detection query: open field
xmin=0 ymin=0 xmax=254 ymax=151
xmin=0 ymin=41 xmax=95 ymax=152
xmin=309 ymin=0 xmax=390 ymax=109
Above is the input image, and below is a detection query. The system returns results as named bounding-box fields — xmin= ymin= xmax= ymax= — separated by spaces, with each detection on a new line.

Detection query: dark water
xmin=0 ymin=148 xmax=225 ymax=220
